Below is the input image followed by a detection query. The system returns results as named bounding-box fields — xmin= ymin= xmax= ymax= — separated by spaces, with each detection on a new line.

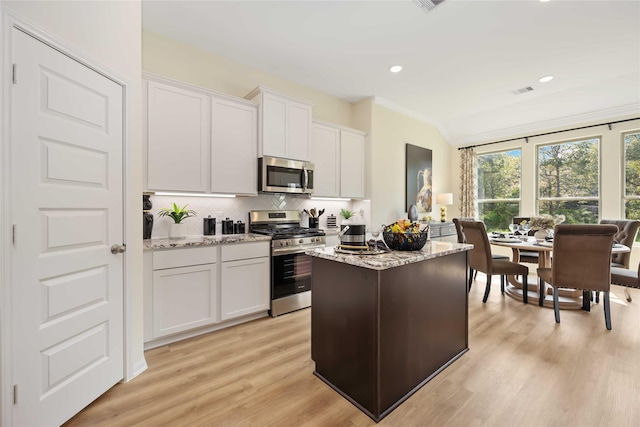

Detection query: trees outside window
xmin=537 ymin=138 xmax=600 ymax=224
xmin=623 ymin=131 xmax=640 ymax=240
xmin=477 ymin=149 xmax=521 ymax=231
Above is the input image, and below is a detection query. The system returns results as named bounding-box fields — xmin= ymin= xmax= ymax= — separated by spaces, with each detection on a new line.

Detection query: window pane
xmin=477 ymin=150 xmax=521 ymax=200
xmin=478 ymin=201 xmax=520 ymax=231
xmin=539 ymin=200 xmax=599 ymax=224
xmin=624 ymin=132 xmax=640 ymax=197
xmin=538 ymin=139 xmax=599 ymax=198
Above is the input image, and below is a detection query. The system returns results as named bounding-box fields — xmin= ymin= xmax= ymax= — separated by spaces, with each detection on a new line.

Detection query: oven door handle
xmin=272 ymin=245 xmax=324 ymax=256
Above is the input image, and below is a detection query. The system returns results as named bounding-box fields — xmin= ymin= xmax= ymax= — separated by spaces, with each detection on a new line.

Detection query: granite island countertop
xmin=143 ymin=234 xmax=272 ymax=250
xmin=307 ymin=241 xmax=472 ymax=271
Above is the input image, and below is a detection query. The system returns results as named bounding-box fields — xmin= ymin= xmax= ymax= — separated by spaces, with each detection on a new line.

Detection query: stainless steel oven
xmin=259 ymin=156 xmax=314 ymax=194
xmin=249 ymin=210 xmax=325 ymax=316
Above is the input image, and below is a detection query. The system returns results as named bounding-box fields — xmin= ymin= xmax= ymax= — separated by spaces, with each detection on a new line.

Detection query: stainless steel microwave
xmin=259 ymin=156 xmax=314 ymax=194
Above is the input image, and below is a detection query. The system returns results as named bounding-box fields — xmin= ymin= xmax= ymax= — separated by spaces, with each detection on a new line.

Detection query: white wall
xmin=1 ymin=0 xmax=145 ymax=383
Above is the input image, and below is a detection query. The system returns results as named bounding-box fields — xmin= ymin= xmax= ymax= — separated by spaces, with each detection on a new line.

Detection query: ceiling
xmin=142 ymin=0 xmax=640 ymax=146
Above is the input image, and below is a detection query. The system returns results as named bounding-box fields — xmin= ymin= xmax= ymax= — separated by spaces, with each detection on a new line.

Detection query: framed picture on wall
xmin=406 ymin=144 xmax=433 ymax=213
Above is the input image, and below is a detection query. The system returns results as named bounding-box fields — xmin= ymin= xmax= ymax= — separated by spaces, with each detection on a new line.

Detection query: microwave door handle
xmin=302 ymin=166 xmax=308 ymax=192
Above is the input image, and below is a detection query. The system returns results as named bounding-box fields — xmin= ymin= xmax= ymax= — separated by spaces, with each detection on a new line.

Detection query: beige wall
xmin=2 ymin=0 xmax=145 ymax=378
xmin=370 ymin=103 xmax=452 ymax=227
xmin=143 ymin=30 xmax=354 ymax=128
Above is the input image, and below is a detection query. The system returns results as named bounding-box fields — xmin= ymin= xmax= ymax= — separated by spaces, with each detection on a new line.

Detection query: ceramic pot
xmin=534 ymin=229 xmax=550 ymax=242
xmin=169 ymin=223 xmax=186 ymax=239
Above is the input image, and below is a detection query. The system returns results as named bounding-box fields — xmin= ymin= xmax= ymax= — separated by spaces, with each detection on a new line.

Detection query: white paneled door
xmin=10 ymin=28 xmax=124 ymax=425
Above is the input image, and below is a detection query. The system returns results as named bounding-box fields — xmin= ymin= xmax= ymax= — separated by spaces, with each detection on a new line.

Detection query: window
xmin=623 ymin=131 xmax=640 ymax=230
xmin=537 ymin=137 xmax=600 ymax=223
xmin=477 ymin=149 xmax=521 ymax=231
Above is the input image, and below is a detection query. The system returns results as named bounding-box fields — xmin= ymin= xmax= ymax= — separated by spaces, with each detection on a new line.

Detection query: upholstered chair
xmin=537 ymin=224 xmax=617 ymax=330
xmin=599 ymin=219 xmax=640 ymax=302
xmin=458 ymin=220 xmax=529 ymax=303
xmin=453 ymin=218 xmax=508 ymax=285
xmin=611 ymin=263 xmax=640 ymax=300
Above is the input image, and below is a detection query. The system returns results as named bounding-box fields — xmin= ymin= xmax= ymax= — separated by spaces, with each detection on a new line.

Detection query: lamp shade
xmin=436 ymin=193 xmax=453 ymax=205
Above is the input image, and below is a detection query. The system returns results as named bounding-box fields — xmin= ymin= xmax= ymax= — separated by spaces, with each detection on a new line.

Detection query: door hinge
xmin=13 ymin=384 xmax=17 ymax=404
xmin=12 ymin=64 xmax=17 ymax=84
xmin=12 ymin=224 xmax=17 ymax=245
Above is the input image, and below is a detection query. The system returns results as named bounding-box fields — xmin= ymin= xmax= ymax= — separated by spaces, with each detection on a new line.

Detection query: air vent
xmin=413 ymin=0 xmax=447 ymax=13
xmin=512 ymin=86 xmax=534 ymax=95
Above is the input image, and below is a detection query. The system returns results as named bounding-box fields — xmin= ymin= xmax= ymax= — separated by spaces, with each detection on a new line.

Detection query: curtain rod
xmin=457 ymin=117 xmax=640 ymax=150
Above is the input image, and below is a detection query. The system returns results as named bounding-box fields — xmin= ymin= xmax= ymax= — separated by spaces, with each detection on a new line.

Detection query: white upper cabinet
xmin=340 ymin=129 xmax=366 ymax=199
xmin=145 ymin=75 xmax=259 ymax=195
xmin=211 ymin=97 xmax=258 ymax=195
xmin=311 ymin=123 xmax=340 ymax=197
xmin=312 ymin=121 xmax=366 ymax=199
xmin=146 ymin=80 xmax=211 ymax=192
xmin=247 ymin=86 xmax=313 ymax=161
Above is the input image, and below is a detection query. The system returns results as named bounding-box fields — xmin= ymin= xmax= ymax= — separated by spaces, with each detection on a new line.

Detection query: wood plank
xmin=65 ymin=279 xmax=640 ymax=427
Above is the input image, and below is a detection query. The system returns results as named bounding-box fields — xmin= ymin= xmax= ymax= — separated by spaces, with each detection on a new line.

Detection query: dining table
xmin=489 ymin=235 xmax=630 ymax=310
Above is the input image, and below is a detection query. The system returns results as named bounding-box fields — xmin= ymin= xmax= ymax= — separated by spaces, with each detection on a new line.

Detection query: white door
xmin=10 ymin=28 xmax=124 ymax=426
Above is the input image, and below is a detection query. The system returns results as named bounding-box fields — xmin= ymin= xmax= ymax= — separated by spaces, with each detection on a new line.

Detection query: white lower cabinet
xmin=152 ymin=263 xmax=218 ymax=337
xmin=148 ymin=246 xmax=218 ymax=340
xmin=144 ymin=242 xmax=270 ymax=347
xmin=220 ymin=242 xmax=270 ymax=320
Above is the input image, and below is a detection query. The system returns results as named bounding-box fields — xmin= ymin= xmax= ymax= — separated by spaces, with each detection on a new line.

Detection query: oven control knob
xmin=299 ymin=239 xmax=304 ymax=244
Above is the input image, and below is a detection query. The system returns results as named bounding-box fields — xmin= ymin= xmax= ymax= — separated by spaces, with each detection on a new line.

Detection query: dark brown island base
xmin=308 ymin=241 xmax=472 ymax=422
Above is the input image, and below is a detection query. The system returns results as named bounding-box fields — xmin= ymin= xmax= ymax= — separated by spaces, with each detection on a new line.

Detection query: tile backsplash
xmin=146 ymin=193 xmax=369 ymax=239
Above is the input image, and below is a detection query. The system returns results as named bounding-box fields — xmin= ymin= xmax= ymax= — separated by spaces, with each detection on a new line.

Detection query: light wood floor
xmin=65 ymin=276 xmax=640 ymax=427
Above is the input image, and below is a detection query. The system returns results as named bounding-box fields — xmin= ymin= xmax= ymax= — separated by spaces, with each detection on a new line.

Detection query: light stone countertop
xmin=307 ymin=241 xmax=472 ymax=271
xmin=143 ymin=234 xmax=271 ymax=250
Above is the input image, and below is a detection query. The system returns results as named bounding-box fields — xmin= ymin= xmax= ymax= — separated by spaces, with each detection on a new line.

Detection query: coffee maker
xmin=143 ymin=195 xmax=153 ymax=239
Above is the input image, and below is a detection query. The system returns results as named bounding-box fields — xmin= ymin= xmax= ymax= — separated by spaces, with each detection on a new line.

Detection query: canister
xmin=234 ymin=220 xmax=245 ymax=234
xmin=222 ymin=218 xmax=234 ymax=234
xmin=203 ymin=216 xmax=216 ymax=235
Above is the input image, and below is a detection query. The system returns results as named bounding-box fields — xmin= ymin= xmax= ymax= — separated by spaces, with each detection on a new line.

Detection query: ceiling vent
xmin=413 ymin=0 xmax=447 ymax=13
xmin=512 ymin=86 xmax=534 ymax=95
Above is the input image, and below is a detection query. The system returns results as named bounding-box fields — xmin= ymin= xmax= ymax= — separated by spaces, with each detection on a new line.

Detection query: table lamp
xmin=435 ymin=193 xmax=453 ymax=222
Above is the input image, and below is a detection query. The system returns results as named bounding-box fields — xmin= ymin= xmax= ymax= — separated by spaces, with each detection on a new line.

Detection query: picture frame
xmin=406 ymin=144 xmax=433 ymax=214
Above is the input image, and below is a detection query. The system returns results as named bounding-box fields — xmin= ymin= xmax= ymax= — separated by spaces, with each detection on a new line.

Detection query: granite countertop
xmin=143 ymin=234 xmax=271 ymax=250
xmin=307 ymin=241 xmax=472 ymax=271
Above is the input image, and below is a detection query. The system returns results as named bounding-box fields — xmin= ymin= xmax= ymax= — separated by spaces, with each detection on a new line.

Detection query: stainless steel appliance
xmin=249 ymin=210 xmax=325 ymax=316
xmin=258 ymin=156 xmax=314 ymax=194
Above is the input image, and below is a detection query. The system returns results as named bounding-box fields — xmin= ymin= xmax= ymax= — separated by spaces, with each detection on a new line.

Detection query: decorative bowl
xmin=382 ymin=228 xmax=429 ymax=251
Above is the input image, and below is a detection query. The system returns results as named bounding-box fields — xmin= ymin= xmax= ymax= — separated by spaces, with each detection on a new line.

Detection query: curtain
xmin=459 ymin=147 xmax=477 ymax=218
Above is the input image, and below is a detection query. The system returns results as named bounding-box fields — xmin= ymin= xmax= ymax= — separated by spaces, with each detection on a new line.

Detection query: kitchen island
xmin=308 ymin=241 xmax=472 ymax=422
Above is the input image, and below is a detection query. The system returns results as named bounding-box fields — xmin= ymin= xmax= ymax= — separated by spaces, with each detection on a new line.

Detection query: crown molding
xmin=372 ymin=96 xmax=449 ymax=140
xmin=452 ymin=103 xmax=640 ymax=147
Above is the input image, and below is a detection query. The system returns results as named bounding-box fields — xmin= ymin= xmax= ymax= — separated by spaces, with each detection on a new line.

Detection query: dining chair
xmin=512 ymin=217 xmax=539 ymax=264
xmin=537 ymin=224 xmax=617 ymax=330
xmin=599 ymin=219 xmax=640 ymax=302
xmin=611 ymin=262 xmax=640 ymax=301
xmin=458 ymin=220 xmax=529 ymax=303
xmin=453 ymin=218 xmax=508 ymax=285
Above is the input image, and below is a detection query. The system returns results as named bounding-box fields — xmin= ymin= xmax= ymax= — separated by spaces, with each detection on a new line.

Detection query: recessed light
xmin=540 ymin=0 xmax=551 ymax=3
xmin=389 ymin=65 xmax=403 ymax=73
xmin=539 ymin=75 xmax=554 ymax=83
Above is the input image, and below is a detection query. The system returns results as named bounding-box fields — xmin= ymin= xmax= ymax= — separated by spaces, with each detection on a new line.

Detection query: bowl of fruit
xmin=382 ymin=219 xmax=429 ymax=251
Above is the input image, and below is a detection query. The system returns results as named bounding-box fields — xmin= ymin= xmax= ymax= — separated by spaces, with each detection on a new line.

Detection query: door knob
xmin=110 ymin=244 xmax=126 ymax=254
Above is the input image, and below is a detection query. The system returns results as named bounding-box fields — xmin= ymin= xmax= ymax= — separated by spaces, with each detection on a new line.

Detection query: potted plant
xmin=158 ymin=203 xmax=197 ymax=239
xmin=530 ymin=214 xmax=565 ymax=241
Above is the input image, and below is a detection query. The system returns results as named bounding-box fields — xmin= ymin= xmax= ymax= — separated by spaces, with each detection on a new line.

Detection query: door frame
xmin=0 ymin=10 xmax=143 ymax=425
